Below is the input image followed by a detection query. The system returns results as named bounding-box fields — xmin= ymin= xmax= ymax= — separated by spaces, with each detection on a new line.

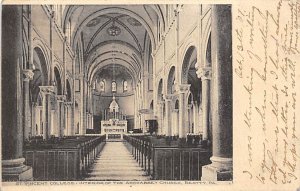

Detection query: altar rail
xmin=124 ymin=135 xmax=211 ymax=180
xmin=24 ymin=135 xmax=106 ymax=180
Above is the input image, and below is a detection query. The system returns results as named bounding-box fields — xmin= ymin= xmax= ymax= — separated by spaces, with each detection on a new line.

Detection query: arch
xmin=66 ymin=79 xmax=72 ymax=101
xmin=89 ymin=60 xmax=138 ymax=87
xmin=33 ymin=47 xmax=49 ymax=85
xmin=32 ymin=37 xmax=51 ymax=80
xmin=188 ymin=92 xmax=194 ymax=104
xmin=157 ymin=79 xmax=163 ymax=101
xmin=54 ymin=66 xmax=63 ymax=95
xmin=175 ymin=99 xmax=179 ymax=110
xmin=37 ymin=93 xmax=43 ymax=106
xmin=205 ymin=34 xmax=212 ymax=67
xmin=181 ymin=46 xmax=197 ymax=84
xmin=123 ymin=80 xmax=128 ymax=92
xmin=150 ymin=100 xmax=154 ymax=110
xmin=99 ymin=80 xmax=105 ymax=92
xmin=111 ymin=81 xmax=117 ymax=92
xmin=30 ymin=47 xmax=49 ymax=103
xmin=167 ymin=66 xmax=176 ymax=94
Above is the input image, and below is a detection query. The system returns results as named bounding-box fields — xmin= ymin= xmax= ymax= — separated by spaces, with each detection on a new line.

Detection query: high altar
xmin=101 ymin=95 xmax=127 ymax=139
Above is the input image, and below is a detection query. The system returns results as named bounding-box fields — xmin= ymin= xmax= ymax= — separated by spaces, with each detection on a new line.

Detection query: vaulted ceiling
xmin=62 ymin=5 xmax=166 ymax=85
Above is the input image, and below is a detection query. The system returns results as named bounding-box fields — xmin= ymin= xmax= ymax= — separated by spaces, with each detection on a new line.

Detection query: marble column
xmin=202 ymin=5 xmax=232 ymax=181
xmin=196 ymin=67 xmax=211 ymax=143
xmin=2 ymin=5 xmax=33 ymax=181
xmin=39 ymin=86 xmax=55 ymax=140
xmin=164 ymin=95 xmax=173 ymax=137
xmin=23 ymin=70 xmax=34 ymax=140
xmin=177 ymin=84 xmax=190 ymax=139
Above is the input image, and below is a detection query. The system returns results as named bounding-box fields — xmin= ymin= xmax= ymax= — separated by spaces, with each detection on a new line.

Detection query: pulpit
xmin=101 ymin=95 xmax=127 ymax=139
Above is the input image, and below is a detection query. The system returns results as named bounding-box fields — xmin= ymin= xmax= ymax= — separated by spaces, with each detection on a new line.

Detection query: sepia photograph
xmin=1 ymin=4 xmax=233 ymax=182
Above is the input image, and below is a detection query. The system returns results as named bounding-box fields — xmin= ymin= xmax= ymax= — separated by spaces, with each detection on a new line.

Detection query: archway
xmin=167 ymin=66 xmax=176 ymax=94
xmin=181 ymin=46 xmax=202 ymax=138
xmin=29 ymin=47 xmax=49 ymax=138
xmin=54 ymin=67 xmax=63 ymax=95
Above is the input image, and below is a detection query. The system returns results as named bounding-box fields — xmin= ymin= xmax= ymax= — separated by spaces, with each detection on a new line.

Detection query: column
xmin=79 ymin=74 xmax=86 ymax=135
xmin=172 ymin=109 xmax=179 ymax=136
xmin=177 ymin=84 xmax=190 ymax=140
xmin=134 ymin=89 xmax=139 ymax=129
xmin=196 ymin=67 xmax=211 ymax=144
xmin=187 ymin=104 xmax=192 ymax=133
xmin=50 ymin=110 xmax=56 ymax=135
xmin=157 ymin=101 xmax=164 ymax=135
xmin=193 ymin=101 xmax=199 ymax=134
xmin=64 ymin=102 xmax=73 ymax=135
xmin=202 ymin=5 xmax=232 ymax=181
xmin=56 ymin=95 xmax=66 ymax=137
xmin=164 ymin=95 xmax=173 ymax=137
xmin=2 ymin=5 xmax=33 ymax=181
xmin=40 ymin=86 xmax=55 ymax=140
xmin=23 ymin=70 xmax=34 ymax=140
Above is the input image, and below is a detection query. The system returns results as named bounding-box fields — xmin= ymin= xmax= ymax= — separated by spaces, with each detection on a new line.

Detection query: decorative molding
xmin=163 ymin=94 xmax=174 ymax=101
xmin=56 ymin=95 xmax=66 ymax=102
xmin=176 ymin=84 xmax=190 ymax=94
xmin=39 ymin=86 xmax=55 ymax=95
xmin=23 ymin=69 xmax=34 ymax=81
xmin=196 ymin=66 xmax=212 ymax=80
xmin=64 ymin=101 xmax=73 ymax=106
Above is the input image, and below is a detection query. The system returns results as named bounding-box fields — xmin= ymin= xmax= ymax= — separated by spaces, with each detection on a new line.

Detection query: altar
xmin=100 ymin=95 xmax=127 ymax=139
xmin=101 ymin=120 xmax=127 ymax=139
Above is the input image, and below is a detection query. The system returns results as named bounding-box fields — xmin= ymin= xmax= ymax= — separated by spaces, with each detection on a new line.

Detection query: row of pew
xmin=124 ymin=135 xmax=211 ymax=180
xmin=24 ymin=135 xmax=106 ymax=180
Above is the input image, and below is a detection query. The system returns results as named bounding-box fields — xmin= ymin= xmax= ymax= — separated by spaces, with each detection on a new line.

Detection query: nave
xmin=85 ymin=141 xmax=149 ymax=181
xmin=2 ymin=4 xmax=232 ymax=182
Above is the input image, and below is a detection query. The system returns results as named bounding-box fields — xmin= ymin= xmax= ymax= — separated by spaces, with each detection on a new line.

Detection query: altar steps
xmin=84 ymin=141 xmax=149 ymax=181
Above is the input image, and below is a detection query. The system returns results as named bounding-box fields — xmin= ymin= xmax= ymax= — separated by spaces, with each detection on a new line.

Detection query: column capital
xmin=196 ymin=67 xmax=212 ymax=80
xmin=39 ymin=86 xmax=55 ymax=95
xmin=64 ymin=101 xmax=73 ymax=106
xmin=77 ymin=73 xmax=85 ymax=79
xmin=158 ymin=100 xmax=164 ymax=105
xmin=163 ymin=94 xmax=174 ymax=101
xmin=23 ymin=69 xmax=34 ymax=81
xmin=56 ymin=95 xmax=66 ymax=102
xmin=176 ymin=84 xmax=190 ymax=94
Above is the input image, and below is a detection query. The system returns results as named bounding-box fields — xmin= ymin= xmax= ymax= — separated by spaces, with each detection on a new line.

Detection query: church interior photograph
xmin=1 ymin=4 xmax=232 ymax=181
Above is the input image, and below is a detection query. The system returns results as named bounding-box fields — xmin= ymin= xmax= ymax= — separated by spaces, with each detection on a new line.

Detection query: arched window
xmin=100 ymin=80 xmax=105 ymax=92
xmin=123 ymin=80 xmax=128 ymax=92
xmin=112 ymin=81 xmax=117 ymax=92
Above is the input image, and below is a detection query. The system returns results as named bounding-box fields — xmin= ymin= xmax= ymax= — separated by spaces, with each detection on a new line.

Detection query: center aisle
xmin=84 ymin=141 xmax=150 ymax=181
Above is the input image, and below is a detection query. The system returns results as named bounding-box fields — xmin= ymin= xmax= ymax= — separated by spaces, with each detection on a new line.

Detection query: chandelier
xmin=107 ymin=20 xmax=121 ymax=36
